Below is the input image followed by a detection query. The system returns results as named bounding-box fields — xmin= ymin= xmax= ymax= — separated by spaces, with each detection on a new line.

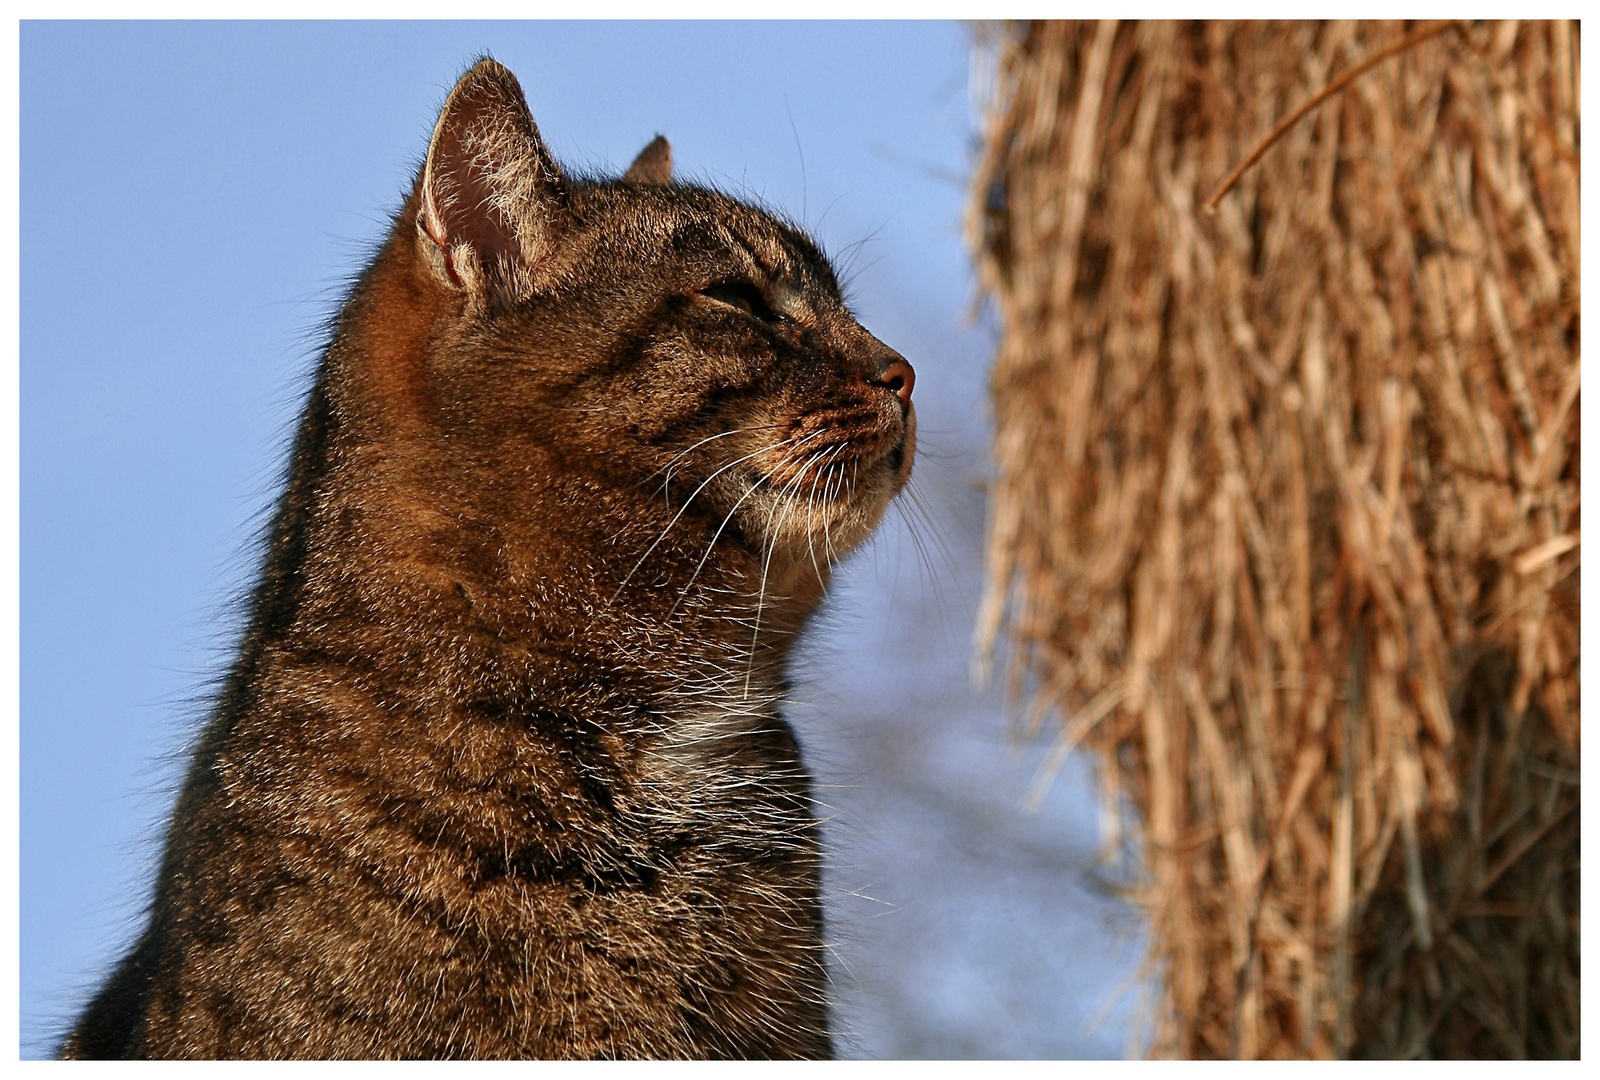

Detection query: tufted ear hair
xmin=623 ymin=135 xmax=672 ymax=185
xmin=418 ymin=58 xmax=567 ymax=298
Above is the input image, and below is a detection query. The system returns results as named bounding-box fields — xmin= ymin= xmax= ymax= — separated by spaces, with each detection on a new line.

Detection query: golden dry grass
xmin=968 ymin=20 xmax=1579 ymax=1058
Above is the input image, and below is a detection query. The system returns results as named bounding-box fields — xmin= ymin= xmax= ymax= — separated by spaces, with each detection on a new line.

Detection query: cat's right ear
xmin=418 ymin=59 xmax=568 ymax=299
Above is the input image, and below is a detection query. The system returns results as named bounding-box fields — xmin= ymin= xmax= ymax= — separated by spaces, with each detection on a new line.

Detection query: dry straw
xmin=968 ymin=21 xmax=1578 ymax=1058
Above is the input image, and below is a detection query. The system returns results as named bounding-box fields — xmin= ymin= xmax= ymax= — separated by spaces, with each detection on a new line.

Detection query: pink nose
xmin=872 ymin=357 xmax=915 ymax=406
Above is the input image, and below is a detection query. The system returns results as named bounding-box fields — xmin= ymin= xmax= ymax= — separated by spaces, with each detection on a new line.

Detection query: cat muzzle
xmin=868 ymin=356 xmax=915 ymax=408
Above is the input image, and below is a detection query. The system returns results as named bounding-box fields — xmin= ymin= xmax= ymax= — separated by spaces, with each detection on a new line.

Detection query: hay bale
xmin=968 ymin=20 xmax=1578 ymax=1059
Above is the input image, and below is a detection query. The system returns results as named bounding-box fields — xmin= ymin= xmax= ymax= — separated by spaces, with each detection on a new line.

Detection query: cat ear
xmin=623 ymin=135 xmax=672 ymax=185
xmin=418 ymin=59 xmax=567 ymax=297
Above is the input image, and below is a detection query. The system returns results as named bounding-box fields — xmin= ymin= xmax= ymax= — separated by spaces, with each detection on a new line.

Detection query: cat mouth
xmin=762 ymin=406 xmax=908 ymax=496
xmin=733 ymin=399 xmax=914 ymax=563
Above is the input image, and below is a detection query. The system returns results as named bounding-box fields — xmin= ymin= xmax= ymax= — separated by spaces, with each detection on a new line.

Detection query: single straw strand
xmin=1204 ymin=21 xmax=1455 ymax=212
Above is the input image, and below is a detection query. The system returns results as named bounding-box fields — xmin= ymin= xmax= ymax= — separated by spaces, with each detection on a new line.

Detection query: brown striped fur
xmin=62 ymin=58 xmax=914 ymax=1060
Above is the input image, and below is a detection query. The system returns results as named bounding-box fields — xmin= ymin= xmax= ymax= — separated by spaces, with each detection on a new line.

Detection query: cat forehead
xmin=582 ymin=184 xmax=831 ymax=278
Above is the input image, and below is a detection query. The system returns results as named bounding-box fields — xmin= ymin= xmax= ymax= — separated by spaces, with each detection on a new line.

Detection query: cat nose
xmin=869 ymin=355 xmax=915 ymax=406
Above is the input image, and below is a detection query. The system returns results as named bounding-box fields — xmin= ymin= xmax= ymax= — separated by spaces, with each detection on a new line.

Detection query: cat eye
xmin=702 ymin=281 xmax=779 ymax=323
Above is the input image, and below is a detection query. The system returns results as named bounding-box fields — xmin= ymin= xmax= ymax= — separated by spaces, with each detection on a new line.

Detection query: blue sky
xmin=21 ymin=21 xmax=1141 ymax=1057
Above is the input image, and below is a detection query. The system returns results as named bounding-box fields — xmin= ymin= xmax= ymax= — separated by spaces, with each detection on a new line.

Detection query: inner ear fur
xmin=418 ymin=59 xmax=568 ymax=296
xmin=624 ymin=135 xmax=673 ymax=185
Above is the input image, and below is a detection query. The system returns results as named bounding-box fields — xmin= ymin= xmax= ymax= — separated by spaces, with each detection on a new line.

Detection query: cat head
xmin=388 ymin=59 xmax=914 ymax=589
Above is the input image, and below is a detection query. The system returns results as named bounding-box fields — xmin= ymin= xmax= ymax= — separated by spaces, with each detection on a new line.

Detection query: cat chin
xmin=736 ymin=460 xmax=901 ymax=570
xmin=758 ymin=411 xmax=914 ymax=565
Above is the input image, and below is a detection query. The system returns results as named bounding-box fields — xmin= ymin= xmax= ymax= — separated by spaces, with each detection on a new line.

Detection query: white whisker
xmin=667 ymin=428 xmax=831 ymax=616
xmin=640 ymin=422 xmax=785 ymax=494
xmin=743 ymin=442 xmax=835 ymax=697
xmin=612 ymin=433 xmax=808 ymax=601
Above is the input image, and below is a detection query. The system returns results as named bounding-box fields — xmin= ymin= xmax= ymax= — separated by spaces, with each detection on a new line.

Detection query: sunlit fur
xmin=61 ymin=59 xmax=913 ymax=1060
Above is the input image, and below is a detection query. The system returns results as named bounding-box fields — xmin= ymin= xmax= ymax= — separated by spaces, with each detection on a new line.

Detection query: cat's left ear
xmin=417 ymin=59 xmax=568 ymax=298
xmin=623 ymin=135 xmax=672 ymax=185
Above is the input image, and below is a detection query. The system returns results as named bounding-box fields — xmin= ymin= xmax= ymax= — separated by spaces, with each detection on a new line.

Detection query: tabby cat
xmin=61 ymin=58 xmax=915 ymax=1059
